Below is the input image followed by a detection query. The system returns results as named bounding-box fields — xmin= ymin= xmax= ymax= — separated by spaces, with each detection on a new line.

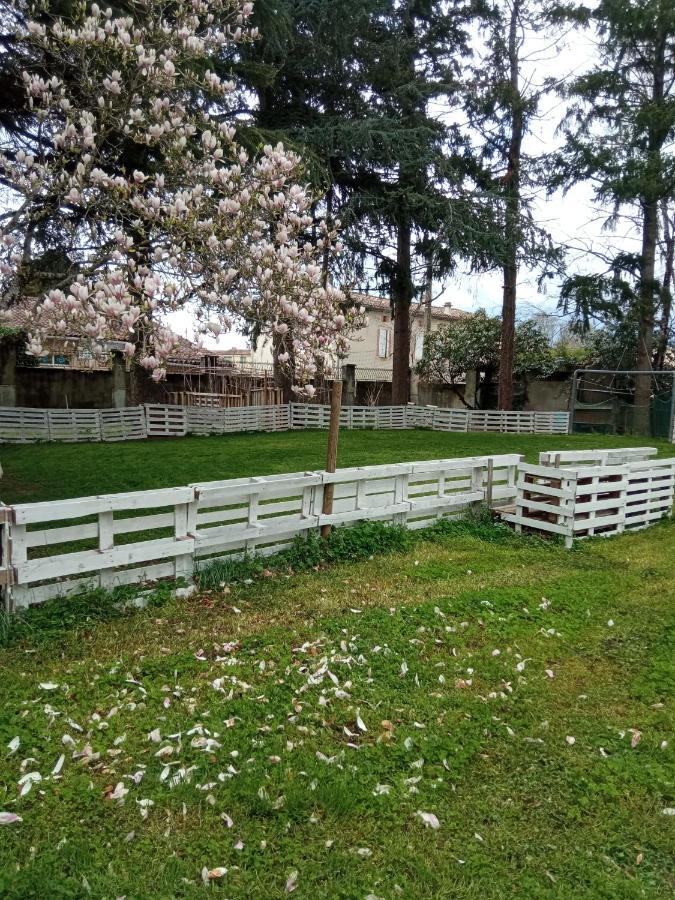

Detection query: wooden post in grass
xmin=321 ymin=378 xmax=343 ymax=539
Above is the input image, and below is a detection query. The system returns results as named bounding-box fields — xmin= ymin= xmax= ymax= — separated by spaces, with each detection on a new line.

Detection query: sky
xmin=168 ymin=3 xmax=642 ymax=352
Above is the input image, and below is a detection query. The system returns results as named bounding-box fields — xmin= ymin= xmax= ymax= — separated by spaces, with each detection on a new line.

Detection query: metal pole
xmin=669 ymin=372 xmax=675 ymax=444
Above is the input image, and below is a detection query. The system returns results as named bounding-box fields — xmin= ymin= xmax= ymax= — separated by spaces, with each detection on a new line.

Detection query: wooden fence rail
xmin=0 ymin=404 xmax=572 ymax=443
xmin=2 ymin=453 xmax=522 ymax=608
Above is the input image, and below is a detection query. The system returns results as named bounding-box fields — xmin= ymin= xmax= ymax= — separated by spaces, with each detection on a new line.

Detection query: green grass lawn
xmin=1 ymin=430 xmax=673 ymax=897
xmin=2 ymin=428 xmax=674 ymax=503
xmin=0 ymin=517 xmax=674 ymax=898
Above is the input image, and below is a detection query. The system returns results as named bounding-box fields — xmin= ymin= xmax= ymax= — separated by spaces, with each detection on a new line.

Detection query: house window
xmin=37 ymin=353 xmax=70 ymax=367
xmin=377 ymin=327 xmax=391 ymax=358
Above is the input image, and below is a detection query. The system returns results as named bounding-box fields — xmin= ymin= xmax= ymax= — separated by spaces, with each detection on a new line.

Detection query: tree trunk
xmin=498 ymin=0 xmax=523 ymax=412
xmin=654 ymin=199 xmax=673 ymax=371
xmin=272 ymin=333 xmax=295 ymax=404
xmin=634 ymin=198 xmax=658 ymax=433
xmin=391 ymin=0 xmax=416 ymax=407
xmin=392 ymin=217 xmax=412 ymax=404
xmin=320 ymin=379 xmax=343 ymax=539
xmin=424 ymin=251 xmax=433 ymax=334
xmin=633 ymin=17 xmax=666 ymax=434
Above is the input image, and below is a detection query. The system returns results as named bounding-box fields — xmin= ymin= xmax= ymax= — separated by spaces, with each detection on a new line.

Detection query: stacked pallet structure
xmin=501 ymin=447 xmax=675 ymax=547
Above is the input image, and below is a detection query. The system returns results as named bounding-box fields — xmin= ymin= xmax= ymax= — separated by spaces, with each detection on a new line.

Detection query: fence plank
xmin=100 ymin=407 xmax=147 ymax=441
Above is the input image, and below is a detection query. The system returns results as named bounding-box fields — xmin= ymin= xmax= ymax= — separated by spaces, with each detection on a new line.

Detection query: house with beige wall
xmin=250 ymin=293 xmax=469 ymax=374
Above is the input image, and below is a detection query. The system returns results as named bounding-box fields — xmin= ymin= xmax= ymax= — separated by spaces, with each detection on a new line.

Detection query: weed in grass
xmin=197 ymin=520 xmax=414 ymax=591
xmin=0 ymin=582 xmax=175 ymax=649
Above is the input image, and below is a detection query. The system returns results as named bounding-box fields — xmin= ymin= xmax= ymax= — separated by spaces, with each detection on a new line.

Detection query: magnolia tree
xmin=0 ymin=0 xmax=361 ymax=389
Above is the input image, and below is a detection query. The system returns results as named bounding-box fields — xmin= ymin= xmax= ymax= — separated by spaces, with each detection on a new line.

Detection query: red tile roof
xmin=351 ymin=293 xmax=470 ymax=321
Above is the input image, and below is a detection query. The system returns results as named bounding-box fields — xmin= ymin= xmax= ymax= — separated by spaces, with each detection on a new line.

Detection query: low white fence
xmin=502 ymin=448 xmax=675 ymax=547
xmin=0 ymin=406 xmax=148 ymax=443
xmin=0 ymin=403 xmax=570 ymax=444
xmin=2 ymin=453 xmax=522 ymax=608
xmin=145 ymin=403 xmax=292 ymax=437
xmin=290 ymin=404 xmax=570 ymax=435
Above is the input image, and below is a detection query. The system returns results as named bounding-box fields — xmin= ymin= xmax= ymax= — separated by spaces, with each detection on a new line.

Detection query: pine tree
xmin=241 ymin=0 xmax=498 ymax=403
xmin=464 ymin=0 xmax=564 ymax=410
xmin=552 ymin=0 xmax=675 ymax=430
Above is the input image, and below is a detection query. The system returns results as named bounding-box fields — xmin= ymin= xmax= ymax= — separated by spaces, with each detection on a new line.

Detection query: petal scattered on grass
xmin=415 ymin=811 xmax=440 ymax=830
xmin=0 ymin=812 xmax=22 ymax=825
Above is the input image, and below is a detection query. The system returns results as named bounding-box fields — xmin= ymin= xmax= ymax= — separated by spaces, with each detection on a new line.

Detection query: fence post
xmin=174 ymin=493 xmax=197 ymax=582
xmin=0 ymin=505 xmax=14 ymax=612
xmin=394 ymin=472 xmax=409 ymax=526
xmin=97 ymin=510 xmax=116 ymax=589
xmin=471 ymin=464 xmax=484 ymax=515
xmin=485 ymin=459 xmax=494 ymax=509
xmin=9 ymin=521 xmax=27 ymax=609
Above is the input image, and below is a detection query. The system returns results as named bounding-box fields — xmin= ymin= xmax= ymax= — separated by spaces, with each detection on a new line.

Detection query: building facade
xmin=251 ymin=293 xmax=469 ymax=376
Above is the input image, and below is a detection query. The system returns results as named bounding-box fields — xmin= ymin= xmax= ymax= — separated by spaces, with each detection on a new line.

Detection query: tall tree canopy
xmin=552 ymin=0 xmax=675 ymax=427
xmin=241 ymin=0 xmax=501 ymax=403
xmin=465 ymin=0 xmax=564 ymax=410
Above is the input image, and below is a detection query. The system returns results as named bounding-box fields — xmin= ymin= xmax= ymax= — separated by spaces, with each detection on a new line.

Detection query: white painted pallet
xmin=538 ymin=447 xmax=658 ymax=467
xmin=0 ymin=407 xmax=50 ymax=442
xmin=503 ymin=453 xmax=675 ymax=547
xmin=145 ymin=404 xmax=187 ymax=437
xmin=47 ymin=409 xmax=102 ymax=442
xmin=100 ymin=407 xmax=147 ymax=441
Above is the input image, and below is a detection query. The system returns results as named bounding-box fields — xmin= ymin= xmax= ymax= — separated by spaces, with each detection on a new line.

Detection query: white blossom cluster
xmin=0 ymin=0 xmax=362 ymax=384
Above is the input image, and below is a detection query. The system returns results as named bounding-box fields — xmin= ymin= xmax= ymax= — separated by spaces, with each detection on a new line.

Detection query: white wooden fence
xmin=0 ymin=403 xmax=570 ymax=443
xmin=502 ymin=448 xmax=675 ymax=547
xmin=145 ymin=403 xmax=292 ymax=437
xmin=290 ymin=404 xmax=570 ymax=435
xmin=1 ymin=453 xmax=522 ymax=608
xmin=0 ymin=406 xmax=148 ymax=443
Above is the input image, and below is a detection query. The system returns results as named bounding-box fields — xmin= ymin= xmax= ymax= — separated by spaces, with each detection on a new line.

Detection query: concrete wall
xmin=524 ymin=377 xmax=571 ymax=412
xmin=418 ymin=376 xmax=571 ymax=412
xmin=15 ymin=367 xmax=115 ymax=408
xmin=416 ymin=382 xmax=469 ymax=409
xmin=0 ymin=339 xmax=186 ymax=408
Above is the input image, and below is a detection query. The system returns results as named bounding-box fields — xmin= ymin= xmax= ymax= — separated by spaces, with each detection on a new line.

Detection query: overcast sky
xmin=170 ymin=4 xmax=642 ymax=351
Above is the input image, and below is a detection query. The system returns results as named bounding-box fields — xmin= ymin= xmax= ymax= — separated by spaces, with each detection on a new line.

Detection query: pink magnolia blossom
xmin=0 ymin=0 xmax=362 ymax=387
